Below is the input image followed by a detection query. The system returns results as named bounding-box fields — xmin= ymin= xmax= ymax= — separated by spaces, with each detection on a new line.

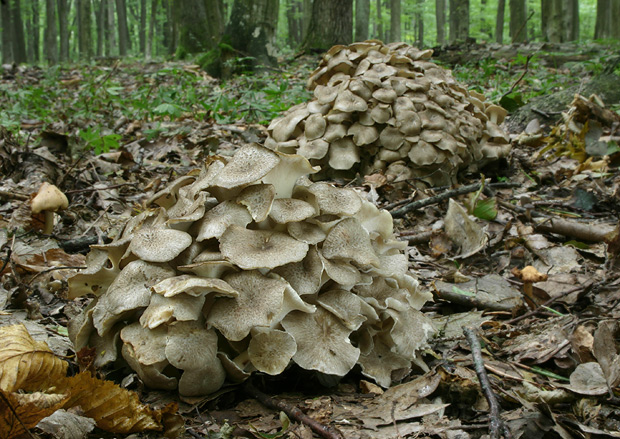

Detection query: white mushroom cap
xmin=31 ymin=182 xmax=69 ymax=234
xmin=322 ymin=217 xmax=380 ymax=268
xmin=206 ymin=270 xmax=290 ymax=341
xmin=31 ymin=182 xmax=69 ymax=214
xmin=212 ymin=143 xmax=280 ymax=190
xmin=317 ymin=289 xmax=366 ymax=330
xmin=273 ymin=246 xmax=324 ymax=295
xmin=151 ymin=274 xmax=239 ymax=298
xmin=304 ymin=113 xmax=327 ymax=140
xmin=269 ymin=198 xmax=316 ymax=224
xmin=328 ymin=138 xmax=360 ymax=170
xmin=248 ymin=328 xmax=297 ymax=375
xmin=128 ymin=227 xmax=192 ymax=263
xmin=220 ymin=225 xmax=309 ymax=270
xmin=196 ymin=200 xmax=252 ymax=241
xmin=281 ymin=307 xmax=360 ymax=377
xmin=165 ymin=321 xmax=226 ymax=396
xmin=308 ymin=183 xmax=362 ymax=216
xmin=236 ymin=184 xmax=276 ymax=222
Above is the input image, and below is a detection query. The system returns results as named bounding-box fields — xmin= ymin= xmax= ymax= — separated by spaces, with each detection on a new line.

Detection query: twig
xmin=506 ymin=281 xmax=593 ymax=325
xmin=534 ymin=217 xmax=616 ymax=243
xmin=390 ymin=181 xmax=519 ymax=218
xmin=0 ymin=189 xmax=29 ymax=201
xmin=499 ymin=54 xmax=533 ymax=103
xmin=463 ymin=327 xmax=512 ymax=439
xmin=511 ymin=10 xmax=535 ymax=44
xmin=243 ymin=381 xmax=344 ymax=439
xmin=65 ymin=182 xmax=138 ymax=195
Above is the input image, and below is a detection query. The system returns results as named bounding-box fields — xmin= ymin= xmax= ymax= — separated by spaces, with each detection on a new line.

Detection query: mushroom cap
xmin=196 ymin=200 xmax=253 ymax=241
xmin=308 ymin=183 xmax=362 ymax=216
xmin=248 ymin=328 xmax=297 ymax=375
xmin=213 ymin=143 xmax=280 ymax=189
xmin=236 ymin=184 xmax=276 ymax=222
xmin=151 ymin=274 xmax=239 ymax=298
xmin=128 ymin=227 xmax=192 ymax=263
xmin=269 ymin=198 xmax=317 ymax=224
xmin=220 ymin=225 xmax=309 ymax=270
xmin=281 ymin=307 xmax=360 ymax=377
xmin=322 ymin=217 xmax=380 ymax=268
xmin=485 ymin=104 xmax=508 ymax=124
xmin=31 ymin=182 xmax=68 ymax=213
xmin=518 ymin=265 xmax=548 ymax=283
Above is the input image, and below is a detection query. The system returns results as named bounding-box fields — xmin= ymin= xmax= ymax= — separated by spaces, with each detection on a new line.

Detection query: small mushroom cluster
xmin=266 ymin=40 xmax=510 ymax=187
xmin=68 ymin=144 xmax=433 ymax=396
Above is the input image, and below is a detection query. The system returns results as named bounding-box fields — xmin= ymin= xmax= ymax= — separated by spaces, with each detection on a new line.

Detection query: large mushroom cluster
xmin=68 ymin=144 xmax=433 ymax=396
xmin=266 ymin=40 xmax=510 ymax=187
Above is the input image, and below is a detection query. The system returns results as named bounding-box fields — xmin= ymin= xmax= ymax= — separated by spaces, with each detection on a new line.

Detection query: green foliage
xmin=79 ymin=127 xmax=121 ymax=155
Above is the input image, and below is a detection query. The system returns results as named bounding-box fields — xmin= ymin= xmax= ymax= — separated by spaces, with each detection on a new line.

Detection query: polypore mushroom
xmin=68 ymin=143 xmax=433 ymax=395
xmin=31 ymin=182 xmax=69 ymax=234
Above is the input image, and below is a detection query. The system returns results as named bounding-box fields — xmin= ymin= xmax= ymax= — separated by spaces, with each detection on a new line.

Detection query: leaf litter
xmin=1 ymin=55 xmax=620 ymax=438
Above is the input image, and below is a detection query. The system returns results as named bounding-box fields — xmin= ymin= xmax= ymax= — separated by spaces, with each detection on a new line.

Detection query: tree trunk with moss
xmin=449 ymin=0 xmax=469 ymax=43
xmin=509 ymin=0 xmax=526 ymax=43
xmin=222 ymin=0 xmax=279 ymax=72
xmin=302 ymin=0 xmax=352 ymax=52
xmin=355 ymin=0 xmax=369 ymax=41
xmin=389 ymin=0 xmax=401 ymax=42
xmin=174 ymin=0 xmax=223 ymax=56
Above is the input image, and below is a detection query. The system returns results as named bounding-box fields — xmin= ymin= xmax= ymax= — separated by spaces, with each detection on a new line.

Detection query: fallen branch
xmin=432 ymin=285 xmax=516 ymax=312
xmin=499 ymin=53 xmax=533 ymax=103
xmin=391 ymin=181 xmax=519 ymax=218
xmin=534 ymin=218 xmax=617 ymax=243
xmin=243 ymin=381 xmax=344 ymax=439
xmin=463 ymin=327 xmax=512 ymax=439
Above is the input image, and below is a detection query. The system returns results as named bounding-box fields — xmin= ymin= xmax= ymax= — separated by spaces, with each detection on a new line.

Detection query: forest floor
xmin=1 ymin=43 xmax=620 ymax=439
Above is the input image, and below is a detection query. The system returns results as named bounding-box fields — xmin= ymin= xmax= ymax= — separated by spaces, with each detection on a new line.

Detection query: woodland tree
xmin=116 ymin=0 xmax=131 ymax=55
xmin=145 ymin=0 xmax=157 ymax=59
xmin=436 ymin=0 xmax=446 ymax=45
xmin=1 ymin=3 xmax=13 ymax=63
xmin=302 ymin=0 xmax=352 ymax=51
xmin=390 ymin=0 xmax=401 ymax=42
xmin=10 ymin=0 xmax=27 ymax=64
xmin=78 ymin=0 xmax=93 ymax=60
xmin=45 ymin=0 xmax=57 ymax=64
xmin=509 ymin=0 xmax=527 ymax=42
xmin=139 ymin=0 xmax=147 ymax=53
xmin=495 ymin=0 xmax=505 ymax=43
xmin=544 ymin=0 xmax=578 ymax=42
xmin=355 ymin=0 xmax=370 ymax=41
xmin=174 ymin=0 xmax=223 ymax=55
xmin=58 ymin=0 xmax=69 ymax=61
xmin=449 ymin=0 xmax=469 ymax=43
xmin=28 ymin=0 xmax=40 ymax=62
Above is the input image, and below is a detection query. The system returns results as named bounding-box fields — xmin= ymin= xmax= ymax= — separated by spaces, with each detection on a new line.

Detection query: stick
xmin=534 ymin=218 xmax=616 ymax=243
xmin=463 ymin=327 xmax=512 ymax=439
xmin=390 ymin=181 xmax=519 ymax=218
xmin=243 ymin=381 xmax=344 ymax=439
xmin=499 ymin=53 xmax=533 ymax=103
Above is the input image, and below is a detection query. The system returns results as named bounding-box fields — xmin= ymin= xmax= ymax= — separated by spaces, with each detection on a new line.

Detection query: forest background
xmin=1 ymin=0 xmax=619 ymax=68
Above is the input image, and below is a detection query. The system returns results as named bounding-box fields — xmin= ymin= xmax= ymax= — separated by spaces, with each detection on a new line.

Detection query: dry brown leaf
xmin=0 ymin=323 xmax=68 ymax=392
xmin=0 ymin=390 xmax=69 ymax=439
xmin=0 ymin=324 xmax=180 ymax=436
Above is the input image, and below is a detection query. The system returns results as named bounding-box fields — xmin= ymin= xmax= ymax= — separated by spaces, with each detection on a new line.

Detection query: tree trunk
xmin=163 ymin=0 xmax=177 ymax=55
xmin=116 ymin=0 xmax=130 ymax=55
xmin=96 ymin=0 xmax=105 ymax=56
xmin=58 ymin=0 xmax=69 ymax=61
xmin=389 ymin=0 xmax=401 ymax=42
xmin=174 ymin=0 xmax=222 ymax=55
xmin=540 ymin=0 xmax=550 ymax=41
xmin=10 ymin=0 xmax=27 ymax=63
xmin=612 ymin=0 xmax=620 ymax=39
xmin=1 ymin=3 xmax=13 ymax=63
xmin=495 ymin=0 xmax=505 ymax=43
xmin=355 ymin=0 xmax=369 ymax=41
xmin=146 ymin=0 xmax=157 ymax=59
xmin=45 ymin=0 xmax=58 ymax=64
xmin=509 ymin=0 xmax=526 ymax=43
xmin=563 ymin=0 xmax=579 ymax=42
xmin=375 ymin=0 xmax=382 ymax=41
xmin=546 ymin=0 xmax=562 ymax=42
xmin=302 ymin=0 xmax=352 ymax=51
xmin=224 ymin=0 xmax=279 ymax=71
xmin=435 ymin=0 xmax=446 ymax=45
xmin=139 ymin=0 xmax=147 ymax=52
xmin=29 ymin=0 xmax=40 ymax=62
xmin=449 ymin=0 xmax=469 ymax=43
xmin=416 ymin=0 xmax=424 ymax=46
xmin=286 ymin=0 xmax=299 ymax=47
xmin=78 ymin=0 xmax=93 ymax=60
xmin=594 ymin=0 xmax=611 ymax=39
xmin=301 ymin=0 xmax=312 ymax=40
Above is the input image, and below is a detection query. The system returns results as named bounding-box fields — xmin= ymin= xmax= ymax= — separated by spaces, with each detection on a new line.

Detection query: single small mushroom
xmin=31 ymin=182 xmax=69 ymax=234
xmin=512 ymin=265 xmax=548 ymax=307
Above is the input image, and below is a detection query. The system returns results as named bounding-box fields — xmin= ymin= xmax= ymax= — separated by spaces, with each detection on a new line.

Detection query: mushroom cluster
xmin=68 ymin=144 xmax=433 ymax=396
xmin=266 ymin=40 xmax=510 ymax=187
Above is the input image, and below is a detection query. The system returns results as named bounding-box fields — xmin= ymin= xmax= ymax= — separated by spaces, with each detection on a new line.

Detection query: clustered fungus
xmin=265 ymin=40 xmax=510 ymax=187
xmin=68 ymin=144 xmax=434 ymax=396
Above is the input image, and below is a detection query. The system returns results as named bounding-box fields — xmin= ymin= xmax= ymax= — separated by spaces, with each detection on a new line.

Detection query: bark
xmin=78 ymin=0 xmax=93 ymax=60
xmin=58 ymin=0 xmax=69 ymax=61
xmin=286 ymin=0 xmax=299 ymax=47
xmin=116 ymin=0 xmax=130 ymax=55
xmin=302 ymin=0 xmax=352 ymax=51
xmin=594 ymin=0 xmax=611 ymax=39
xmin=435 ymin=0 xmax=445 ymax=45
xmin=613 ymin=0 xmax=620 ymax=39
xmin=1 ymin=3 xmax=13 ymax=63
xmin=45 ymin=0 xmax=58 ymax=64
xmin=10 ymin=0 xmax=27 ymax=63
xmin=389 ymin=0 xmax=401 ymax=42
xmin=449 ymin=0 xmax=469 ymax=43
xmin=145 ymin=0 xmax=157 ymax=59
xmin=224 ymin=0 xmax=279 ymax=70
xmin=547 ymin=0 xmax=562 ymax=42
xmin=495 ymin=0 xmax=505 ymax=43
xmin=139 ymin=0 xmax=147 ymax=52
xmin=563 ymin=0 xmax=579 ymax=42
xmin=375 ymin=0 xmax=382 ymax=41
xmin=163 ymin=0 xmax=177 ymax=55
xmin=174 ymin=0 xmax=222 ymax=55
xmin=541 ymin=0 xmax=550 ymax=41
xmin=355 ymin=0 xmax=369 ymax=41
xmin=96 ymin=0 xmax=105 ymax=56
xmin=105 ymin=0 xmax=117 ymax=55
xmin=302 ymin=0 xmax=311 ymax=40
xmin=29 ymin=0 xmax=40 ymax=62
xmin=509 ymin=0 xmax=527 ymax=43
xmin=480 ymin=0 xmax=489 ymax=39
xmin=416 ymin=0 xmax=424 ymax=46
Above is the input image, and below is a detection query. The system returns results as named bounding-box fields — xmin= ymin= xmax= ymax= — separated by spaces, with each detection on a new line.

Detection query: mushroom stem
xmin=43 ymin=210 xmax=55 ymax=234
